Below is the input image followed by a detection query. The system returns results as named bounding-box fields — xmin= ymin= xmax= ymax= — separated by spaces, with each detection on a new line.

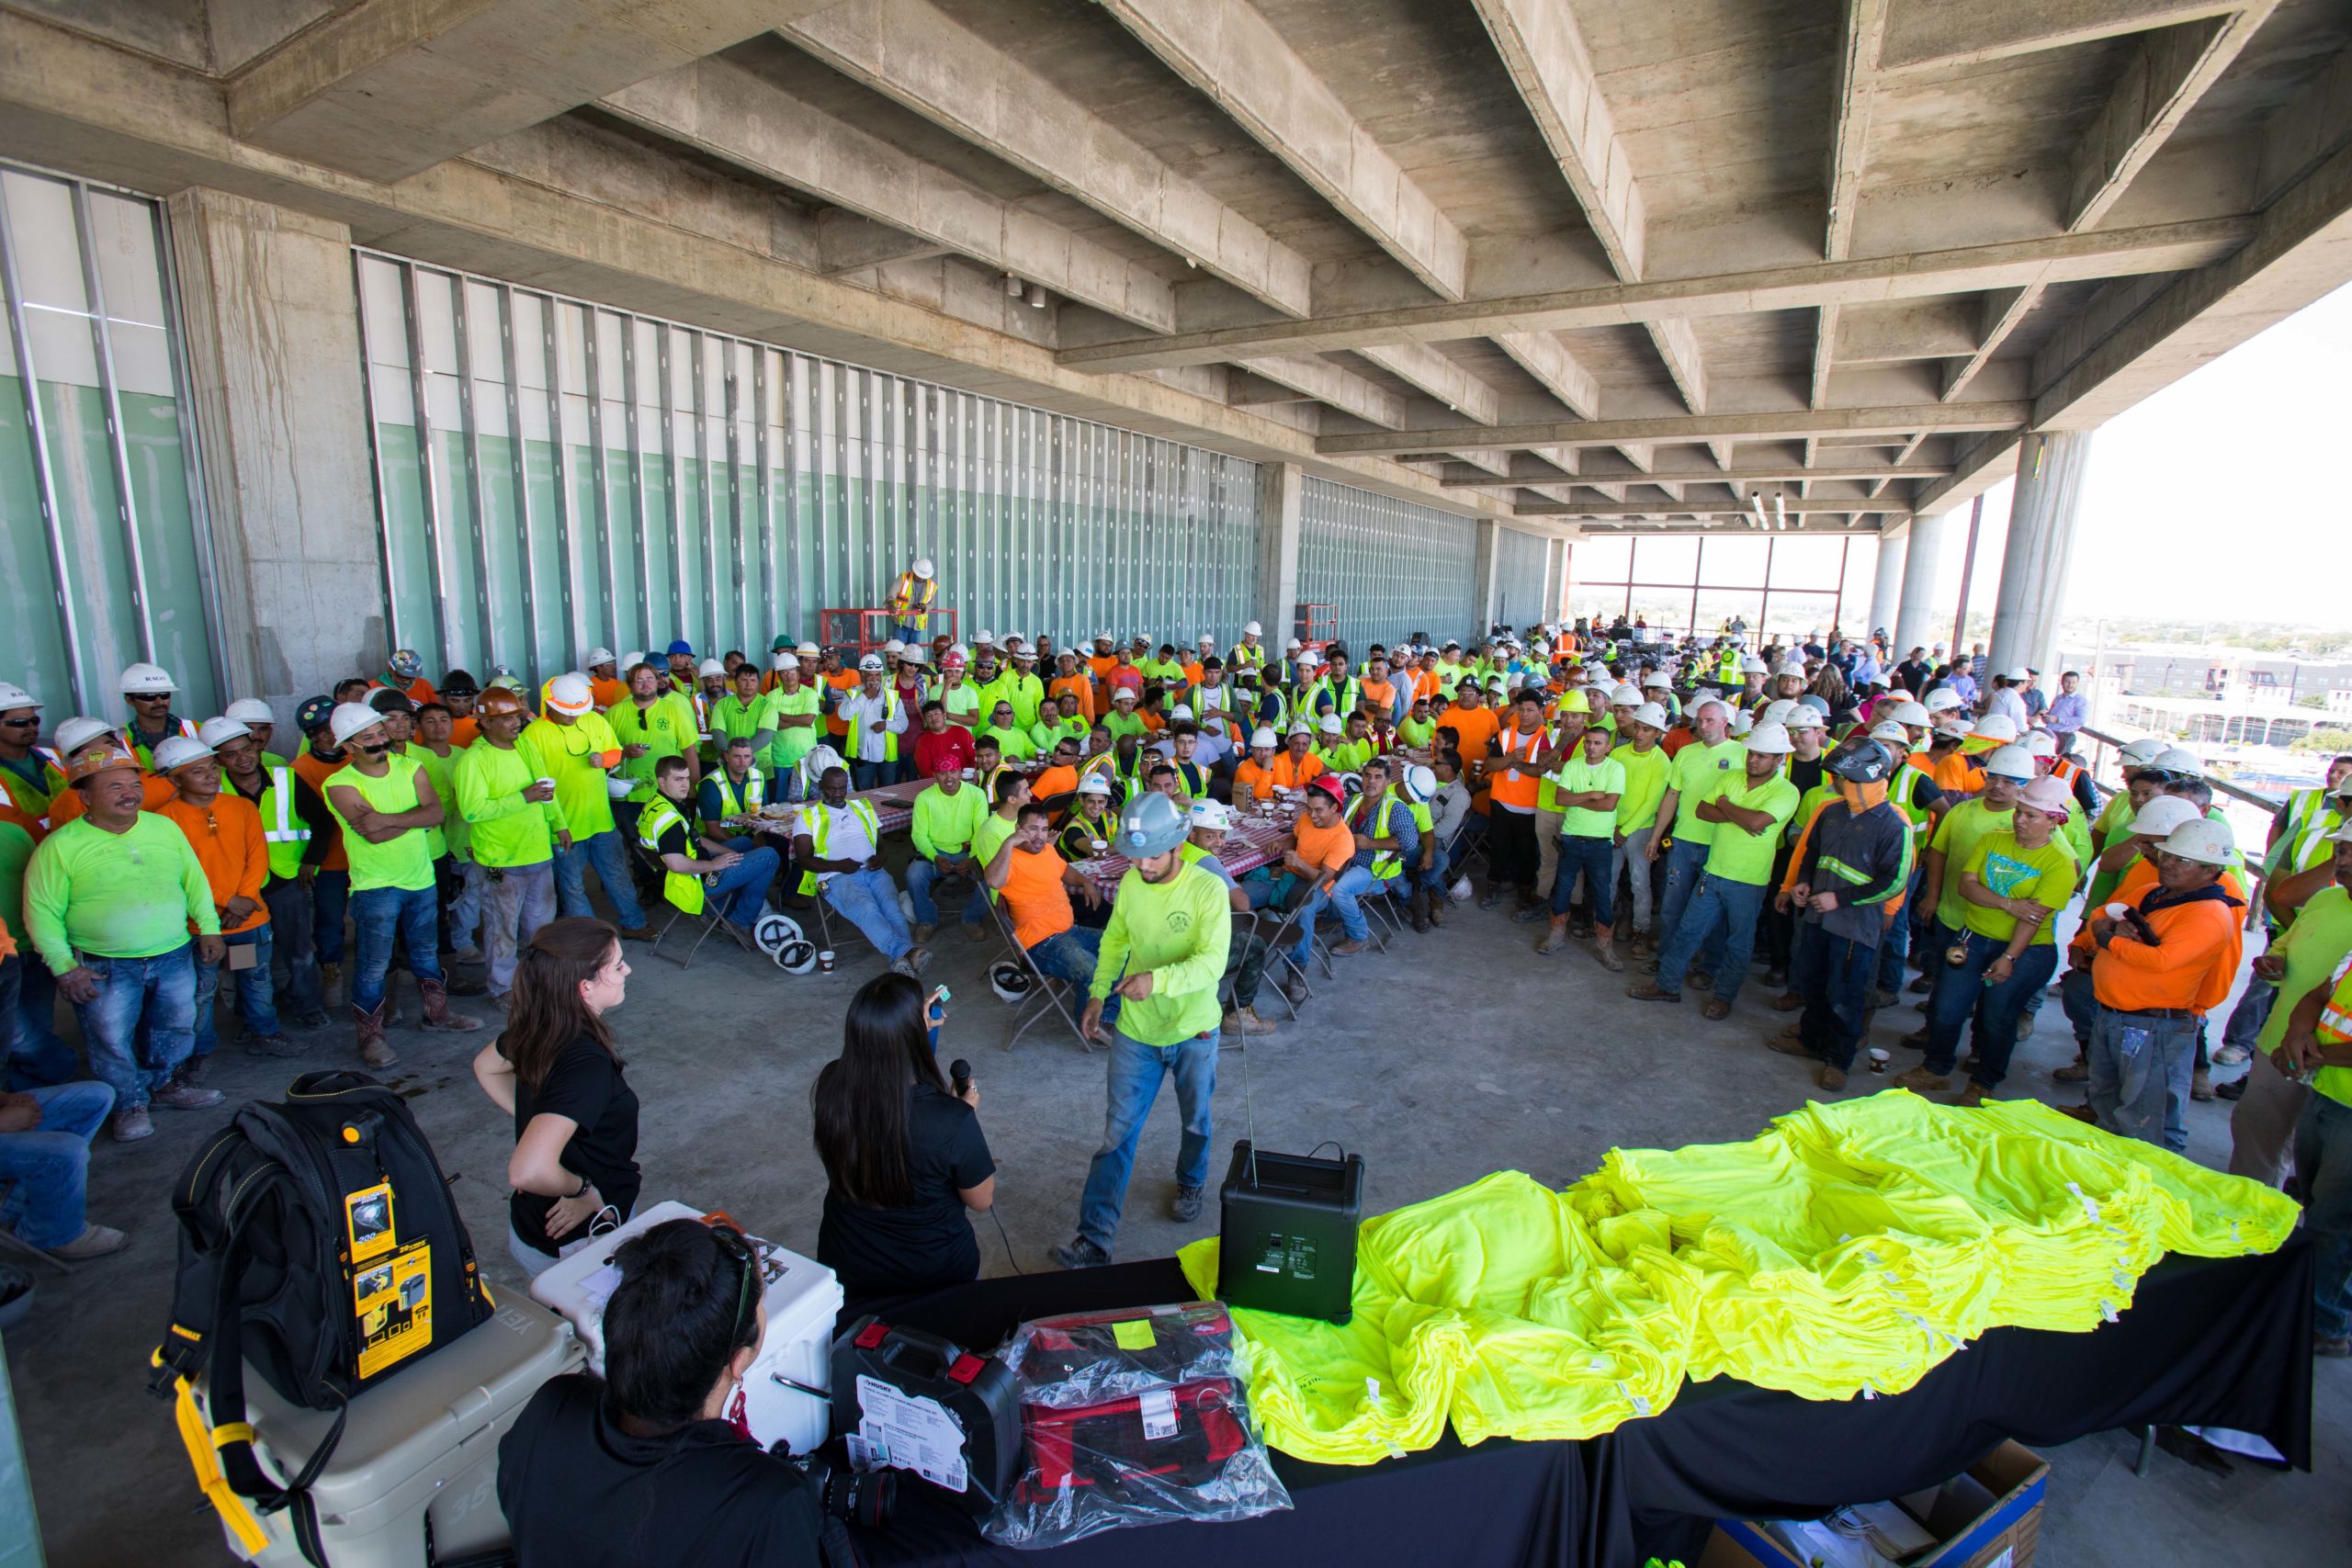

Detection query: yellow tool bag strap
xmin=156 ymin=1352 xmax=271 ymax=1554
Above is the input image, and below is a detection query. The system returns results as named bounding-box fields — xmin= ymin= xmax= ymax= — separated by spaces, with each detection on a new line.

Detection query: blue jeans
xmin=349 ymin=885 xmax=444 ymax=1014
xmin=311 ymin=867 xmax=348 ymax=966
xmin=1923 ymin=931 xmax=2057 ymax=1089
xmin=481 ymin=861 xmax=558 ymax=997
xmin=1076 ymin=1029 xmax=1218 ymax=1254
xmin=74 ymin=943 xmax=197 ymax=1111
xmin=1329 ymin=865 xmax=1398 ymax=942
xmin=1875 ymin=870 xmax=1917 ymax=992
xmin=1655 ymin=873 xmax=1767 ymax=1004
xmin=850 ymin=759 xmax=894 ymax=792
xmin=1552 ymin=834 xmax=1615 ymax=923
xmin=1794 ymin=924 xmax=1881 ymax=1070
xmin=2086 ymin=1005 xmax=2199 ymax=1152
xmin=1654 ymin=837 xmax=1711 ymax=959
xmin=1282 ymin=883 xmax=1333 ymax=973
xmin=555 ymin=829 xmax=647 ymax=928
xmin=0 ymin=1080 xmax=117 ymax=1247
xmin=706 ymin=845 xmax=779 ymax=926
xmin=193 ymin=926 xmax=279 ymax=1056
xmin=907 ymin=854 xmax=986 ymax=929
xmin=4 ymin=952 xmax=78 ymax=1089
xmin=823 ymin=867 xmax=912 ymax=961
xmin=448 ymin=858 xmax=485 ymax=953
xmin=1028 ymin=928 xmax=1118 ymax=1023
xmin=2295 ymin=1094 xmax=2352 ymax=1340
xmin=1612 ymin=827 xmax=1656 ymax=933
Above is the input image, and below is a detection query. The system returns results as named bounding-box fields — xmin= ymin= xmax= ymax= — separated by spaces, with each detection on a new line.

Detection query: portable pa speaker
xmin=1216 ymin=1141 xmax=1363 ymax=1324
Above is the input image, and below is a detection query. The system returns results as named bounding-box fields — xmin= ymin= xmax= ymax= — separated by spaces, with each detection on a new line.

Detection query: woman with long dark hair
xmin=472 ymin=917 xmax=642 ymax=1277
xmin=812 ymin=973 xmax=994 ymax=1303
xmin=496 ymin=1218 xmax=822 ymax=1565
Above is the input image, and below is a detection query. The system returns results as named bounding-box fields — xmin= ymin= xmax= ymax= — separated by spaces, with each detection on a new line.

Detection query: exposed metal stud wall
xmin=355 ymin=251 xmax=1261 ymax=686
xmin=1297 ymin=477 xmax=1476 ymax=650
xmin=1491 ymin=525 xmax=1555 ymax=630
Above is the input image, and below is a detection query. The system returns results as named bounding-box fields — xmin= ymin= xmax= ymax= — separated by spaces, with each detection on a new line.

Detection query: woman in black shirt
xmin=812 ymin=974 xmax=994 ymax=1306
xmin=471 ymin=917 xmax=642 ymax=1277
xmin=498 ymin=1217 xmax=822 ymax=1567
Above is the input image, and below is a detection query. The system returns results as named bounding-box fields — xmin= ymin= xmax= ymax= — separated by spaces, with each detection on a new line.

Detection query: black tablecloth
xmin=847 ymin=1238 xmax=2313 ymax=1568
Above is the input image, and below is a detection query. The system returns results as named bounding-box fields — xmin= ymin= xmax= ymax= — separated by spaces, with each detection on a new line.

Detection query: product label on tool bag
xmin=355 ymin=1238 xmax=433 ymax=1380
xmin=345 ymin=1181 xmax=397 ymax=1265
xmin=1138 ymin=1388 xmax=1177 ymax=1441
xmin=855 ymin=1374 xmax=968 ymax=1493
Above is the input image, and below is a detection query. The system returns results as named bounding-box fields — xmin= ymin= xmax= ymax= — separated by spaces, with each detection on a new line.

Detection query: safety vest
xmin=1256 ymin=689 xmax=1289 ymax=735
xmin=1228 ymin=642 xmax=1265 ymax=669
xmin=890 ymin=571 xmax=937 ymax=628
xmin=1171 ymin=761 xmax=1210 ymax=798
xmin=705 ymin=764 xmax=765 ymax=820
xmin=1489 ymin=724 xmax=1544 ymax=810
xmin=1077 ymin=750 xmax=1123 ymax=798
xmin=637 ymin=795 xmax=707 ymax=915
xmin=1325 ymin=678 xmax=1362 ymax=718
xmin=2280 ymin=784 xmax=2336 ymax=848
xmin=797 ymin=797 xmax=882 ymax=894
xmin=844 ymin=689 xmax=902 ymax=762
xmin=1358 ymin=793 xmax=1402 ymax=880
xmin=2317 ymin=952 xmax=2352 ymax=1045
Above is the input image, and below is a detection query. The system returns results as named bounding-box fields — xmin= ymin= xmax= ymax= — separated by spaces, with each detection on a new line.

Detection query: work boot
xmin=1625 ymin=981 xmax=1680 ymax=1004
xmin=1954 ymin=1084 xmax=1988 ymax=1109
xmin=1765 ymin=1029 xmax=1815 ymax=1058
xmin=1891 ymin=1066 xmax=1951 ymax=1092
xmin=1906 ymin=973 xmax=1931 ymax=994
xmin=1770 ymin=990 xmax=1805 ymax=1012
xmin=1762 ymin=967 xmax=1787 ymax=988
xmin=1769 ymin=1021 xmax=1805 ymax=1049
xmin=108 ymin=1106 xmax=153 ymax=1143
xmin=1818 ymin=1066 xmax=1848 ymax=1091
xmin=1701 ymin=998 xmax=1732 ymax=1021
xmin=1869 ymin=988 xmax=1901 ymax=1009
xmin=1511 ymin=904 xmax=1547 ymax=924
xmin=615 ymin=926 xmax=657 ymax=942
xmin=963 ymin=923 xmax=989 ymax=943
xmin=418 ymin=977 xmax=483 ymax=1033
xmin=170 ymin=1056 xmax=211 ymax=1089
xmin=1052 ymin=1237 xmax=1111 ymax=1270
xmin=2053 ymin=1057 xmax=2090 ymax=1083
xmin=1168 ymin=1186 xmax=1204 ymax=1223
xmin=1686 ymin=969 xmax=1714 ymax=992
xmin=1535 ymin=916 xmax=1569 ymax=956
xmin=320 ymin=962 xmax=344 ymax=1008
xmin=2191 ymin=1066 xmax=2215 ymax=1101
xmin=1279 ymin=972 xmax=1310 ymax=1006
xmin=1427 ymin=897 xmax=1446 ymax=927
xmin=1593 ymin=931 xmax=1624 ymax=972
xmin=1476 ymin=887 xmax=1503 ymax=910
xmin=1329 ymin=938 xmax=1368 ymax=956
xmin=448 ymin=946 xmax=485 ymax=966
xmin=911 ymin=922 xmax=935 ymax=942
xmin=243 ymin=1032 xmax=305 ymax=1058
xmin=1628 ymin=931 xmax=1654 ymax=957
xmin=1408 ymin=888 xmax=1431 ymax=933
xmin=442 ymin=971 xmax=487 ymax=998
xmin=1223 ymin=1008 xmax=1276 ymax=1037
xmin=1900 ymin=1029 xmax=1930 ymax=1051
xmin=151 ymin=1080 xmax=224 ymax=1111
xmin=355 ymin=1002 xmax=397 ymax=1069
xmin=49 ymin=1224 xmax=128 ymax=1261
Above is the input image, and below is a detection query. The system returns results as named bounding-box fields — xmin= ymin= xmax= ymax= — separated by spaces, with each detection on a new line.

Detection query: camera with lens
xmin=776 ymin=1439 xmax=896 ymax=1529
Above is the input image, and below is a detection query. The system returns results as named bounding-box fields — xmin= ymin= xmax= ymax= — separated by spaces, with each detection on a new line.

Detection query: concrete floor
xmin=8 ymin=886 xmax=2347 ymax=1567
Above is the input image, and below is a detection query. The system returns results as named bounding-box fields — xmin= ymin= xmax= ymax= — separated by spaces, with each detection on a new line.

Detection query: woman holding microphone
xmin=812 ymin=973 xmax=995 ymax=1307
xmin=472 ymin=918 xmax=643 ymax=1277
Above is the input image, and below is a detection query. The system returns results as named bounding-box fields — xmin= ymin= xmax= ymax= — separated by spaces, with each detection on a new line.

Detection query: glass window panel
xmin=1692 ymin=587 xmax=1765 ymax=638
xmin=1758 ymin=590 xmax=1839 ymax=647
xmin=1570 ymin=536 xmax=1633 ymax=586
xmin=1700 ymin=534 xmax=1769 ymax=586
xmin=1631 ymin=535 xmax=1698 ymax=583
xmin=87 ymin=191 xmax=174 ymax=397
xmin=1768 ymin=534 xmax=1845 ymax=591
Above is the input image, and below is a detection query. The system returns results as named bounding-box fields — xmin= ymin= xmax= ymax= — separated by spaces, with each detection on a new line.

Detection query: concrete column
xmin=1866 ymin=525 xmax=1907 ymax=639
xmin=1987 ymin=430 xmax=2096 ymax=678
xmin=1891 ymin=509 xmax=1951 ymax=659
xmin=1253 ymin=461 xmax=1303 ymax=644
xmin=1471 ymin=517 xmax=1501 ymax=637
xmin=169 ymin=188 xmax=382 ymax=724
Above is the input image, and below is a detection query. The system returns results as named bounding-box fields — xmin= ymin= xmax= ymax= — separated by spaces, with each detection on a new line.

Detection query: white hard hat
xmin=911 ymin=557 xmax=934 ymax=579
xmin=1287 ymin=723 xmax=1314 ymax=739
xmin=1740 ymin=656 xmax=1770 ymax=674
xmin=1972 ymin=715 xmax=2020 ymax=743
xmin=1111 ymin=686 xmax=1137 ymax=704
xmin=1197 ymin=633 xmax=1216 ymax=648
xmin=1983 ymin=743 xmax=2035 ymax=781
xmin=795 ymin=641 xmax=820 ymax=659
xmin=1729 ymin=708 xmax=1755 ymax=737
xmin=2017 ymin=776 xmax=2074 ymax=818
xmin=119 ymin=661 xmax=176 ymax=695
xmin=696 ymin=658 xmax=725 ymax=677
xmin=899 ymin=645 xmax=928 ymax=667
xmin=1403 ymin=764 xmax=1437 ymax=801
xmin=1760 ymin=699 xmax=1799 ymax=728
xmin=973 ymin=629 xmax=995 ymax=646
xmin=2119 ymin=738 xmax=2169 ymax=767
xmin=1632 ymin=702 xmax=1667 ymax=729
xmin=1188 ymin=798 xmax=1235 ymax=830
xmin=221 ymin=698 xmax=274 ymax=728
xmin=771 ymin=650 xmax=795 ymax=671
xmin=857 ymin=653 xmax=886 ymax=673
xmin=1285 ymin=637 xmax=1303 ymax=650
xmin=2005 ymin=666 xmax=2032 ymax=682
xmin=2127 ymin=796 xmax=2200 ymax=839
xmin=152 ymin=736 xmax=214 ymax=773
xmin=1782 ymin=704 xmax=1826 ymax=731
xmin=2161 ymin=818 xmax=2235 ymax=866
xmin=1095 ymin=630 xmax=1115 ymax=643
xmin=1170 ymin=704 xmax=1193 ymax=721
xmin=1869 ymin=720 xmax=1912 ymax=746
xmin=881 ymin=638 xmax=906 ymax=656
xmin=0 ymin=682 xmax=40 ymax=712
xmin=1886 ymin=700 xmax=1930 ymax=727
xmin=52 ymin=716 xmax=116 ymax=756
xmin=2024 ymin=730 xmax=2057 ymax=758
xmin=1643 ymin=671 xmax=1670 ymax=688
xmin=1317 ymin=714 xmax=1344 ymax=734
xmin=621 ymin=650 xmax=647 ymax=672
xmin=1777 ymin=660 xmax=1807 ymax=678
xmin=329 ymin=702 xmax=386 ymax=747
xmin=1077 ymin=773 xmax=1114 ymax=796
xmin=2153 ymin=745 xmax=2203 ymax=777
xmin=546 ymin=672 xmax=594 ymax=716
xmin=989 ymin=960 xmax=1034 ymax=1000
xmin=752 ymin=911 xmax=805 ymax=959
xmin=1250 ymin=727 xmax=1278 ymax=749
xmin=1923 ymin=688 xmax=1963 ymax=713
xmin=195 ymin=717 xmax=251 ymax=750
xmin=1611 ymin=684 xmax=1643 ymax=706
xmin=1244 ymin=621 xmax=1262 ymax=637
xmin=587 ymin=646 xmax=616 ymax=667
xmin=1745 ymin=721 xmax=1793 ymax=755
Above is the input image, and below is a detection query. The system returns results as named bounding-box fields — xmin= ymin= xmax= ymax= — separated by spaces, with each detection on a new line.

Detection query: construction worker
xmin=887 ymin=556 xmax=939 ymax=642
xmin=753 ymin=653 xmax=825 ymax=800
xmin=697 ymin=735 xmax=769 ymax=852
xmin=1537 ymin=724 xmax=1624 ymax=967
xmin=838 ymin=652 xmax=909 ymax=790
xmin=582 ymin=647 xmax=627 ymax=710
xmin=454 ymin=686 xmax=563 ymax=1007
xmin=979 ymin=699 xmax=1036 ymax=762
xmin=0 ymin=682 xmax=64 ymax=829
xmin=708 ymin=663 xmax=768 ymax=761
xmin=22 ymin=743 xmax=225 ymax=1142
xmin=1228 ymin=620 xmax=1267 ymax=671
xmin=639 ymin=755 xmax=779 ymax=935
xmin=117 ymin=662 xmax=199 ymax=768
xmin=208 ymin=715 xmax=332 ymax=1032
xmin=322 ymin=703 xmax=482 ymax=1066
xmin=793 ymin=766 xmax=925 ymax=976
xmin=999 ymin=644 xmax=1047 ymax=732
xmin=907 ymin=763 xmax=989 ymax=943
xmin=153 ymin=733 xmax=296 ymax=1077
xmin=1327 ymin=756 xmax=1417 ymax=957
xmin=523 ymin=672 xmax=651 ymax=941
xmin=288 ymin=695 xmax=355 ymax=1003
xmin=609 ymin=660 xmax=700 ymax=830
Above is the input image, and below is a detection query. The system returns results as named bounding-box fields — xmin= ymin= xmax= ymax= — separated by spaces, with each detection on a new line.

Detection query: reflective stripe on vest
xmin=845 ymin=691 xmax=902 ymax=761
xmin=798 ymin=798 xmax=882 ymax=894
xmin=258 ymin=766 xmax=311 ymax=880
xmin=637 ymin=795 xmax=706 ymax=915
xmin=1366 ymin=794 xmax=1401 ymax=880
xmin=706 ymin=765 xmax=765 ymax=819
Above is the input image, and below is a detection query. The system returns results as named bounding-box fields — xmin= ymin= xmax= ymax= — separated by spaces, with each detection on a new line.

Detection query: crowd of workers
xmin=0 ymin=601 xmax=2346 ymax=1353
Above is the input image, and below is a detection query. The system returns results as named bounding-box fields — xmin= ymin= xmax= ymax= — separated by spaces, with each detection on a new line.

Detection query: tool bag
xmin=150 ymin=1071 xmax=494 ymax=1566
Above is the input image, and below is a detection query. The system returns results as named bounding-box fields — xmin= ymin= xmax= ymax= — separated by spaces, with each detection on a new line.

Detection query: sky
xmin=1927 ymin=279 xmax=2352 ymax=626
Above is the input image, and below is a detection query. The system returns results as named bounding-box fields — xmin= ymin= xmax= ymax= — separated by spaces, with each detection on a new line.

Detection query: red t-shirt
xmin=912 ymin=727 xmax=976 ymax=779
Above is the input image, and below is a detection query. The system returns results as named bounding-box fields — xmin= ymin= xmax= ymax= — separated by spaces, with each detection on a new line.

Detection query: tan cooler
xmin=201 ymin=1295 xmax=583 ymax=1567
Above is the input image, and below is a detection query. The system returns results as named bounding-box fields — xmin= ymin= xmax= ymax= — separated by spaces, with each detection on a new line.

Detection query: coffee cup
xmin=962 ymin=768 xmax=977 ymax=781
xmin=1090 ymin=838 xmax=1108 ymax=855
xmin=1868 ymin=1047 xmax=1890 ymax=1073
xmin=535 ymin=776 xmax=556 ymax=793
xmin=816 ymin=949 xmax=837 ymax=973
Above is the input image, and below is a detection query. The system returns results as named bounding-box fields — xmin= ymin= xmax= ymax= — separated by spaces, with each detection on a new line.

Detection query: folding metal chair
xmin=630 ymin=834 xmax=757 ymax=971
xmin=1260 ymin=877 xmax=1330 ymax=1007
xmin=985 ymin=890 xmax=1095 ymax=1054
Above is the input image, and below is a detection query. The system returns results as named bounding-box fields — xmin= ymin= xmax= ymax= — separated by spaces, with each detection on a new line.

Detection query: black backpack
xmin=151 ymin=1071 xmax=495 ymax=1566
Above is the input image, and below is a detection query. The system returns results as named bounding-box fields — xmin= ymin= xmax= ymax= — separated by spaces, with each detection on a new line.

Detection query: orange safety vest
xmin=1487 ymin=723 xmax=1544 ymax=810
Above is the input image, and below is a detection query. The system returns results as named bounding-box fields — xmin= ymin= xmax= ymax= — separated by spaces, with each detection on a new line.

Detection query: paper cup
xmin=962 ymin=768 xmax=977 ymax=781
xmin=1090 ymin=838 xmax=1108 ymax=855
xmin=2104 ymin=902 xmax=2131 ymax=919
xmin=1868 ymin=1047 xmax=1890 ymax=1073
xmin=535 ymin=777 xmax=556 ymax=792
xmin=816 ymin=950 xmax=837 ymax=973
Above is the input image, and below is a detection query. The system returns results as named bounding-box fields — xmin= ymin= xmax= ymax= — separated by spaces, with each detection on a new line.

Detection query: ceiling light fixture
xmin=1024 ymin=282 xmax=1047 ymax=309
xmin=1003 ymin=273 xmax=1023 ymax=299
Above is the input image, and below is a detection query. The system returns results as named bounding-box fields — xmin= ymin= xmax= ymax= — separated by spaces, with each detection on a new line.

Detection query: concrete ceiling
xmin=10 ymin=0 xmax=2352 ymax=533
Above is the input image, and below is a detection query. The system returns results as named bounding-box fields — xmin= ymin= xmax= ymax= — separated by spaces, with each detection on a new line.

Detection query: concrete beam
xmin=1826 ymin=0 xmax=1893 ymax=262
xmin=816 ymin=210 xmax=951 ymax=276
xmin=2254 ymin=40 xmax=2352 ymax=208
xmin=2067 ymin=6 xmax=2277 ymax=231
xmin=1355 ymin=344 xmax=1504 ymax=424
xmin=1435 ymin=458 xmax=1952 ymax=489
xmin=1238 ymin=355 xmax=1408 ymax=427
xmin=1879 ymin=0 xmax=2244 ymax=75
xmin=1940 ymin=288 xmax=2041 ymax=400
xmin=602 ymin=59 xmax=1180 ymax=332
xmin=227 ymin=0 xmax=798 ymax=182
xmin=1515 ymin=498 xmax=1911 ymax=518
xmin=1493 ymin=331 xmax=1601 ymax=419
xmin=1836 ymin=299 xmax=1980 ymax=362
xmin=1056 ymin=218 xmax=2252 ymax=372
xmin=1470 ymin=0 xmax=1644 ymax=276
xmin=1319 ymin=402 xmax=2030 ymax=458
xmin=1645 ymin=317 xmax=1708 ymax=412
xmin=781 ymin=0 xmax=1313 ymax=316
xmin=1096 ymin=0 xmax=1467 ymax=299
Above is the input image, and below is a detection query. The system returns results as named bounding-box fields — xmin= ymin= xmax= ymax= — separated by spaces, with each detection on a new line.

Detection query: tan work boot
xmin=1593 ymin=931 xmax=1623 ymax=972
xmin=1223 ymin=1008 xmax=1276 ymax=1037
xmin=417 ymin=977 xmax=483 ymax=1033
xmin=1770 ymin=990 xmax=1806 ymax=1012
xmin=1890 ymin=1065 xmax=1950 ymax=1092
xmin=1535 ymin=916 xmax=1568 ymax=956
xmin=355 ymin=1003 xmax=397 ymax=1069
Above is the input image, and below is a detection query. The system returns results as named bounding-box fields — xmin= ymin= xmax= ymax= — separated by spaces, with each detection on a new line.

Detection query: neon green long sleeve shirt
xmin=455 ymin=739 xmax=565 ymax=868
xmin=24 ymin=814 xmax=220 ymax=972
xmin=1089 ymin=861 xmax=1231 ymax=1045
xmin=910 ymin=782 xmax=988 ymax=860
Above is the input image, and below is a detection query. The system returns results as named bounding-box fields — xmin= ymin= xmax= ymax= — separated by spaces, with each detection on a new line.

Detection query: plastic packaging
xmin=983 ymin=1301 xmax=1290 ymax=1548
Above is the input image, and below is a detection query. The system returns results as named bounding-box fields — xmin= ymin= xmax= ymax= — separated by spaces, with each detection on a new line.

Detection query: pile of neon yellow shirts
xmin=1176 ymin=1092 xmax=2296 ymax=1466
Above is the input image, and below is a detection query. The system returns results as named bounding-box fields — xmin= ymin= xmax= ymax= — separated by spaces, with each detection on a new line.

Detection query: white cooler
xmin=528 ymin=1200 xmax=842 ymax=1455
xmin=200 ymin=1295 xmax=583 ymax=1568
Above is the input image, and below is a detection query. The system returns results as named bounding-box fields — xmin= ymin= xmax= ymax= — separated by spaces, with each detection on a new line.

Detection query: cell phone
xmin=929 ymin=985 xmax=951 ymax=1008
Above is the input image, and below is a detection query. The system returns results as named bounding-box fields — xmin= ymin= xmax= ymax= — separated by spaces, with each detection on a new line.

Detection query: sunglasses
xmin=707 ymin=1224 xmax=760 ymax=1348
xmin=129 ymin=692 xmax=171 ymax=703
xmin=0 ymin=716 xmax=39 ymax=728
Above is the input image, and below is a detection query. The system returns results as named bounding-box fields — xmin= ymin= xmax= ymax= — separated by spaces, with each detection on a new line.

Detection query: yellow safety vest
xmin=797 ymin=798 xmax=882 ymax=895
xmin=704 ymin=764 xmax=765 ymax=820
xmin=1361 ymin=793 xmax=1401 ymax=880
xmin=844 ymin=690 xmax=903 ymax=762
xmin=255 ymin=766 xmax=311 ymax=881
xmin=637 ymin=795 xmax=707 ymax=915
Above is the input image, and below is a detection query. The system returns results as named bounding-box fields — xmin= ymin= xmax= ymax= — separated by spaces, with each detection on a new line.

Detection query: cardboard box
xmin=1699 ymin=1439 xmax=2046 ymax=1568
